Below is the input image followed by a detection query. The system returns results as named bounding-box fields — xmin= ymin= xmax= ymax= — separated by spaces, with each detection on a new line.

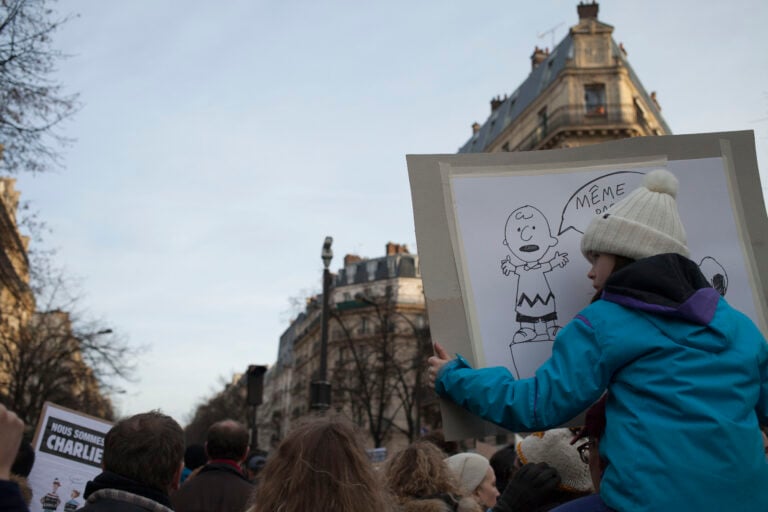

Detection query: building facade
xmin=257 ymin=2 xmax=674 ymax=451
xmin=0 ymin=179 xmax=112 ymax=423
xmin=257 ymin=243 xmax=436 ymax=451
xmin=0 ymin=178 xmax=35 ymax=416
xmin=459 ymin=1 xmax=670 ymax=154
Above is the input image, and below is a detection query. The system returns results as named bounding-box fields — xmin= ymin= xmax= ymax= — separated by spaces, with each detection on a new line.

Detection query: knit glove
xmin=493 ymin=462 xmax=561 ymax=512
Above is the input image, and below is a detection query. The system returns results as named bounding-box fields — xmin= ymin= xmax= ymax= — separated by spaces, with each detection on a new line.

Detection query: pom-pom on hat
xmin=516 ymin=428 xmax=593 ymax=492
xmin=580 ymin=169 xmax=689 ymax=261
xmin=444 ymin=452 xmax=490 ymax=494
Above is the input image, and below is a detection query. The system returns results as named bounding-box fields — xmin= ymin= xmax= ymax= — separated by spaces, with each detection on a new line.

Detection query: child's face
xmin=587 ymin=253 xmax=616 ymax=291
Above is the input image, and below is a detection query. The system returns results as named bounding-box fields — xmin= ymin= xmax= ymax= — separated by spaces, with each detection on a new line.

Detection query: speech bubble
xmin=558 ymin=171 xmax=645 ymax=235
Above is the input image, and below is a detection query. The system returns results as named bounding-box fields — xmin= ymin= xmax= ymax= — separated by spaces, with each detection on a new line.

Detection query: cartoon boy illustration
xmin=501 ymin=205 xmax=568 ymax=343
xmin=64 ymin=490 xmax=81 ymax=512
xmin=40 ymin=478 xmax=62 ymax=512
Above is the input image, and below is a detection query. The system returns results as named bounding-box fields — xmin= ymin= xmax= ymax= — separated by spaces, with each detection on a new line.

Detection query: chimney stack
xmin=577 ymin=1 xmax=599 ymax=20
xmin=531 ymin=46 xmax=549 ymax=69
xmin=472 ymin=122 xmax=481 ymax=134
xmin=650 ymin=91 xmax=662 ymax=111
xmin=344 ymin=254 xmax=362 ymax=266
xmin=386 ymin=242 xmax=410 ymax=256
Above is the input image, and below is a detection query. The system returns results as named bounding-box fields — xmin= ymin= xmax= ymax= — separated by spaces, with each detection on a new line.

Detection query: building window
xmin=584 ymin=84 xmax=606 ymax=116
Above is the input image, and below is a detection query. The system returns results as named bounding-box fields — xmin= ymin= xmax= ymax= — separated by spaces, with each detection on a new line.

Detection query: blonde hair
xmin=250 ymin=416 xmax=393 ymax=512
xmin=384 ymin=441 xmax=462 ymax=500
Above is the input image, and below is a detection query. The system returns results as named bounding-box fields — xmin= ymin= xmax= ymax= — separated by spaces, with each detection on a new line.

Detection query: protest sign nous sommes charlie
xmin=407 ymin=131 xmax=768 ymax=440
xmin=27 ymin=402 xmax=113 ymax=512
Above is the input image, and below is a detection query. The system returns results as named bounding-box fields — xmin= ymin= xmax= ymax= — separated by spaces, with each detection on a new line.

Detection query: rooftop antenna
xmin=537 ymin=22 xmax=564 ymax=50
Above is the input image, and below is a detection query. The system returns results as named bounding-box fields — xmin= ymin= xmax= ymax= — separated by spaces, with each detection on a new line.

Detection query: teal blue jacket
xmin=436 ymin=255 xmax=768 ymax=511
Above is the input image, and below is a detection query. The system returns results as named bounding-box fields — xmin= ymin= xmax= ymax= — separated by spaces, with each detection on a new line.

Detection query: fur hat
xmin=444 ymin=453 xmax=490 ymax=494
xmin=516 ymin=429 xmax=592 ymax=492
xmin=580 ymin=169 xmax=688 ymax=261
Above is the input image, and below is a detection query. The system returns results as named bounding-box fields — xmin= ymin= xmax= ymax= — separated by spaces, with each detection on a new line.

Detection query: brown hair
xmin=384 ymin=441 xmax=462 ymax=501
xmin=103 ymin=411 xmax=184 ymax=492
xmin=206 ymin=419 xmax=249 ymax=460
xmin=250 ymin=416 xmax=392 ymax=512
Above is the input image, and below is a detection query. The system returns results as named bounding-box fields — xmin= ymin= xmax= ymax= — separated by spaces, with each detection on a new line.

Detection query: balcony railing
xmin=514 ymin=103 xmax=639 ymax=151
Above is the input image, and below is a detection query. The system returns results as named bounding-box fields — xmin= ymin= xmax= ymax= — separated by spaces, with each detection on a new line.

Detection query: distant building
xmin=0 ymin=178 xmax=112 ymax=422
xmin=0 ymin=178 xmax=33 ymax=328
xmin=257 ymin=243 xmax=436 ymax=451
xmin=459 ymin=1 xmax=670 ymax=154
xmin=0 ymin=178 xmax=35 ymax=409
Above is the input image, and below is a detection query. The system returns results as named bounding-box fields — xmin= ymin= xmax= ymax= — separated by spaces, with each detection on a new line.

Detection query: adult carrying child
xmin=428 ymin=169 xmax=768 ymax=512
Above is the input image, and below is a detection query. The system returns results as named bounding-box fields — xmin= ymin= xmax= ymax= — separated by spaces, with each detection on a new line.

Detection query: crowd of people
xmin=2 ymin=169 xmax=767 ymax=512
xmin=0 ymin=405 xmax=614 ymax=512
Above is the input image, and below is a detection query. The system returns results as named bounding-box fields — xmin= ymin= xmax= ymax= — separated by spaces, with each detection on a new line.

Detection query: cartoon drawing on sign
xmin=41 ymin=478 xmax=62 ymax=512
xmin=501 ymin=205 xmax=568 ymax=378
xmin=64 ymin=489 xmax=81 ymax=512
xmin=699 ymin=256 xmax=729 ymax=296
xmin=558 ymin=171 xmax=645 ymax=236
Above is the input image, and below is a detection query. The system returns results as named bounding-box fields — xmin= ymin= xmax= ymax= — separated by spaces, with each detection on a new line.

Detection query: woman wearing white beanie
xmin=429 ymin=169 xmax=768 ymax=512
xmin=444 ymin=453 xmax=499 ymax=510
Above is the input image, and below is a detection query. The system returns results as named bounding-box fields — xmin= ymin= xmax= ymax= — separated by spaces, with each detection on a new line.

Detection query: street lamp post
xmin=311 ymin=236 xmax=333 ymax=410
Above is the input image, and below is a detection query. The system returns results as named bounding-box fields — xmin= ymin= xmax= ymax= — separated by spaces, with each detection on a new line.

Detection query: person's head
xmin=445 ymin=452 xmax=499 ymax=509
xmin=245 ymin=453 xmax=267 ymax=482
xmin=251 ymin=416 xmax=390 ymax=512
xmin=586 ymin=253 xmax=635 ymax=298
xmin=516 ymin=429 xmax=593 ymax=495
xmin=571 ymin=393 xmax=608 ymax=492
xmin=70 ymin=490 xmax=80 ymax=499
xmin=581 ymin=169 xmax=688 ymax=293
xmin=183 ymin=444 xmax=207 ymax=470
xmin=205 ymin=419 xmax=249 ymax=462
xmin=385 ymin=441 xmax=462 ymax=501
xmin=572 ymin=395 xmax=608 ymax=492
xmin=51 ymin=478 xmax=61 ymax=492
xmin=504 ymin=205 xmax=558 ymax=263
xmin=102 ymin=411 xmax=184 ymax=494
xmin=489 ymin=444 xmax=519 ymax=493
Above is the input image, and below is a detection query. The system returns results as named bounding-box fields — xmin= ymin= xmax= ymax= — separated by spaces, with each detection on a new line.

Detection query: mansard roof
xmin=458 ymin=27 xmax=671 ymax=153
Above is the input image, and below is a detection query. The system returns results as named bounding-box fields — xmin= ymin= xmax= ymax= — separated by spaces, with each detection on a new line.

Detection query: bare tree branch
xmin=0 ymin=0 xmax=80 ymax=175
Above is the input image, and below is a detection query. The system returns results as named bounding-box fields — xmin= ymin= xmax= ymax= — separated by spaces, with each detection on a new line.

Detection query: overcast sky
xmin=15 ymin=0 xmax=768 ymax=425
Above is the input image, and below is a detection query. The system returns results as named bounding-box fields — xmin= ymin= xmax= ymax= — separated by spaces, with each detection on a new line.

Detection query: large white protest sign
xmin=407 ymin=131 xmax=768 ymax=439
xmin=27 ymin=403 xmax=113 ymax=512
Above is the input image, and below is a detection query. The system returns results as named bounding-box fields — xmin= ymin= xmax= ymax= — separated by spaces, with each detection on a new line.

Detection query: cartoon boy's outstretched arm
xmin=501 ymin=251 xmax=568 ymax=275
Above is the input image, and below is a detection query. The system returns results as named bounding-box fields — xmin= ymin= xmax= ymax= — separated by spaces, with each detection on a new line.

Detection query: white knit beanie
xmin=516 ymin=429 xmax=593 ymax=492
xmin=580 ymin=169 xmax=689 ymax=260
xmin=444 ymin=453 xmax=490 ymax=494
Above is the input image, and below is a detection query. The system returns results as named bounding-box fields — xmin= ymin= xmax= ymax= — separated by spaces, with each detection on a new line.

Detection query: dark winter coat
xmin=77 ymin=471 xmax=173 ymax=512
xmin=0 ymin=480 xmax=29 ymax=512
xmin=171 ymin=461 xmax=252 ymax=512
